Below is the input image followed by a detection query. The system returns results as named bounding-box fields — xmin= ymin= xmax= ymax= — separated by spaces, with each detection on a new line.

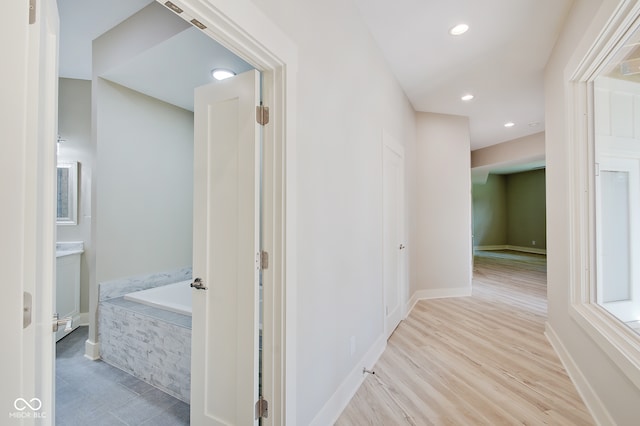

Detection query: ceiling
xmin=58 ymin=0 xmax=253 ymax=111
xmin=58 ymin=0 xmax=151 ymax=79
xmin=100 ymin=27 xmax=254 ymax=111
xmin=353 ymin=0 xmax=573 ymax=150
xmin=58 ymin=0 xmax=572 ymax=151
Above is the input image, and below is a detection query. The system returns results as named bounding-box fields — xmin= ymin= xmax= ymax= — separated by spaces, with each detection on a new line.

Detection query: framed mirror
xmin=57 ymin=162 xmax=78 ymax=225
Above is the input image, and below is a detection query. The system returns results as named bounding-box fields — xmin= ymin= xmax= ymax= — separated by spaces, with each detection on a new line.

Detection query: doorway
xmin=382 ymin=134 xmax=407 ymax=339
xmin=14 ymin=0 xmax=294 ymax=423
xmin=471 ymin=168 xmax=547 ymax=255
xmin=57 ymin=0 xmax=263 ymax=421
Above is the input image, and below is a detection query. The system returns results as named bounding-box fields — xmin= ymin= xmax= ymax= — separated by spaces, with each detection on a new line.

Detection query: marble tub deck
xmin=104 ymin=297 xmax=192 ymax=329
xmin=99 ymin=276 xmax=192 ymax=404
xmin=98 ymin=268 xmax=193 ymax=403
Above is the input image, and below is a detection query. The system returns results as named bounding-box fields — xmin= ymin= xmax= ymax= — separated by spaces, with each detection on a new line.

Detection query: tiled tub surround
xmin=98 ymin=267 xmax=192 ymax=301
xmin=98 ymin=268 xmax=192 ymax=403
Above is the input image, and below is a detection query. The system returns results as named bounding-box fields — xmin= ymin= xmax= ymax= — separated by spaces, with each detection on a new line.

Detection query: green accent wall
xmin=473 ymin=169 xmax=546 ymax=250
xmin=472 ymin=174 xmax=507 ymax=246
xmin=506 ymin=169 xmax=546 ymax=249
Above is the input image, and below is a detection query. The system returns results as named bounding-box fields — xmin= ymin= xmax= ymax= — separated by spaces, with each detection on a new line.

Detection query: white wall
xmin=248 ymin=1 xmax=416 ymax=424
xmin=94 ymin=79 xmax=193 ymax=283
xmin=471 ymin=131 xmax=545 ymax=168
xmin=58 ymin=78 xmax=92 ymax=314
xmin=87 ymin=3 xmax=194 ymax=348
xmin=545 ymin=0 xmax=640 ymax=423
xmin=409 ymin=112 xmax=472 ymax=301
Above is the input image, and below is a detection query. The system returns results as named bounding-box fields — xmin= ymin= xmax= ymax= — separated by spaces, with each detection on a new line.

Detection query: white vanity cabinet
xmin=56 ymin=242 xmax=83 ymax=341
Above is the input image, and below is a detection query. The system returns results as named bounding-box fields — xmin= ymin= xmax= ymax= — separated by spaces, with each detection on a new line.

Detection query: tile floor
xmin=56 ymin=326 xmax=189 ymax=426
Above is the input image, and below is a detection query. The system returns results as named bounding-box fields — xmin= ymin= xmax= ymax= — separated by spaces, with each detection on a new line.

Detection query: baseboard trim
xmin=475 ymin=245 xmax=547 ymax=255
xmin=309 ymin=334 xmax=386 ymax=426
xmin=76 ymin=312 xmax=89 ymax=326
xmin=475 ymin=244 xmax=508 ymax=251
xmin=406 ymin=287 xmax=472 ymax=317
xmin=84 ymin=339 xmax=100 ymax=361
xmin=545 ymin=322 xmax=614 ymax=426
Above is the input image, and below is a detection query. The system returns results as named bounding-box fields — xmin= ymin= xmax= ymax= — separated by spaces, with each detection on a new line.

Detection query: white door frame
xmin=4 ymin=0 xmax=297 ymax=423
xmin=3 ymin=0 xmax=58 ymax=423
xmin=382 ymin=131 xmax=407 ymax=334
xmin=155 ymin=1 xmax=298 ymax=423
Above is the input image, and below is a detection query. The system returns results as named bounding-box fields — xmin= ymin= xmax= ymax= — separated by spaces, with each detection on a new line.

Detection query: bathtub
xmin=124 ymin=279 xmax=192 ymax=316
xmin=98 ymin=268 xmax=193 ymax=402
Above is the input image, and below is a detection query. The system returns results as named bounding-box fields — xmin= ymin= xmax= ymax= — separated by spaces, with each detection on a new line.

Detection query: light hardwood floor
xmin=336 ymin=250 xmax=594 ymax=425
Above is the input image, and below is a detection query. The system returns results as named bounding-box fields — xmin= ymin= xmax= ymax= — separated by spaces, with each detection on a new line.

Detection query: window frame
xmin=568 ymin=0 xmax=640 ymax=391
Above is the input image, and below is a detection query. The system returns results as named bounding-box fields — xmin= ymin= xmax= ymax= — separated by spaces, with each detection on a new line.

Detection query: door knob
xmin=190 ymin=277 xmax=208 ymax=290
xmin=53 ymin=313 xmax=73 ymax=333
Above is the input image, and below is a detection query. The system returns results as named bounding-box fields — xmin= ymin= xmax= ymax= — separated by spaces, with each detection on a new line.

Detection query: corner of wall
xmin=405 ymin=287 xmax=472 ymax=317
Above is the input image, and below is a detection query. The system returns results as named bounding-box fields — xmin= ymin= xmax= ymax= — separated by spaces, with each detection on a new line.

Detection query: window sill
xmin=570 ymin=302 xmax=640 ymax=390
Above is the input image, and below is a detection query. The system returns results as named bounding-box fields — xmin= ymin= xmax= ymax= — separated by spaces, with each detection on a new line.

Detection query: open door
xmin=191 ymin=69 xmax=262 ymax=425
xmin=1 ymin=0 xmax=58 ymax=421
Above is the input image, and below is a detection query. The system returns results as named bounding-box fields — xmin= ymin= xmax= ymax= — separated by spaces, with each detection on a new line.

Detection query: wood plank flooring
xmin=336 ymin=250 xmax=593 ymax=425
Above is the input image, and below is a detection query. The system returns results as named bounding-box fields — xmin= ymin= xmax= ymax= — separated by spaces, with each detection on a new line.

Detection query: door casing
xmin=382 ymin=132 xmax=407 ymax=338
xmin=150 ymin=2 xmax=298 ymax=423
xmin=8 ymin=0 xmax=59 ymax=422
xmin=11 ymin=0 xmax=298 ymax=424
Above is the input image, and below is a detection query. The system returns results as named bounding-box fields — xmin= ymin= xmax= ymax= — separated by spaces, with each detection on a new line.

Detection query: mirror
xmin=57 ymin=162 xmax=78 ymax=225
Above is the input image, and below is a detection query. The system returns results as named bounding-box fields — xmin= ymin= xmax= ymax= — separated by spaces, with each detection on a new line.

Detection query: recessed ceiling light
xmin=528 ymin=121 xmax=540 ymax=127
xmin=449 ymin=24 xmax=469 ymax=36
xmin=211 ymin=68 xmax=236 ymax=81
xmin=461 ymin=94 xmax=474 ymax=101
xmin=504 ymin=122 xmax=515 ymax=128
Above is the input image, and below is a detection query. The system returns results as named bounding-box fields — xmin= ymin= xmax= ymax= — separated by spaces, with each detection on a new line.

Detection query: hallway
xmin=337 ymin=251 xmax=593 ymax=425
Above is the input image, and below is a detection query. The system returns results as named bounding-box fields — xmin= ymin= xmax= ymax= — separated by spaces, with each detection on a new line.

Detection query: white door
xmin=1 ymin=0 xmax=58 ymax=421
xmin=191 ymin=70 xmax=262 ymax=425
xmin=383 ymin=139 xmax=406 ymax=339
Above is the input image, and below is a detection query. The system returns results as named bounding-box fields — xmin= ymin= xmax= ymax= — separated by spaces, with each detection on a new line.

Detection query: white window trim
xmin=568 ymin=0 xmax=640 ymax=391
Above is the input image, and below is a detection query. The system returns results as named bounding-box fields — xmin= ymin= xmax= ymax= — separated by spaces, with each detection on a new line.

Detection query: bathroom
xmin=55 ymin=0 xmax=254 ymax=419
